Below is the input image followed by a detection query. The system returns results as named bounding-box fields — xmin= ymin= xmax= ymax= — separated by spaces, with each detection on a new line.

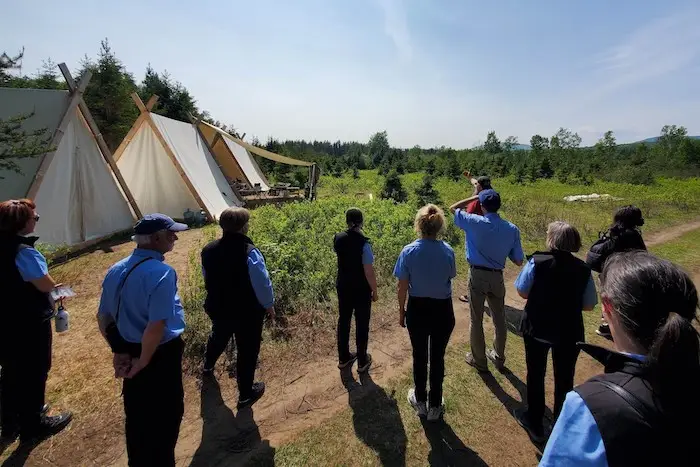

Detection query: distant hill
xmin=513 ymin=143 xmax=531 ymax=150
xmin=637 ymin=135 xmax=700 ymax=144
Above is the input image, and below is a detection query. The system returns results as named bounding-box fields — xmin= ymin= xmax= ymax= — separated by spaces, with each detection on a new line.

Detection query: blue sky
xmin=4 ymin=0 xmax=700 ymax=147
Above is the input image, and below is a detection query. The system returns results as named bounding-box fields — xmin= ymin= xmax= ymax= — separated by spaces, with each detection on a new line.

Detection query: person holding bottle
xmin=0 ymin=199 xmax=72 ymax=444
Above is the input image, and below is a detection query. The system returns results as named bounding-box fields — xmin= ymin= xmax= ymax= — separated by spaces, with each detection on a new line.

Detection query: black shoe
xmin=513 ymin=408 xmax=546 ymax=445
xmin=41 ymin=404 xmax=49 ymax=417
xmin=20 ymin=412 xmax=73 ymax=443
xmin=237 ymin=382 xmax=265 ymax=410
xmin=1 ymin=427 xmax=19 ymax=444
xmin=357 ymin=354 xmax=372 ymax=373
xmin=338 ymin=352 xmax=358 ymax=369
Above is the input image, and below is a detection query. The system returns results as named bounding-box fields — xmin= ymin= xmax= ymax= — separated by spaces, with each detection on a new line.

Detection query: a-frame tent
xmin=0 ymin=64 xmax=142 ymax=247
xmin=197 ymin=120 xmax=319 ymax=198
xmin=113 ymin=94 xmax=243 ymax=221
xmin=197 ymin=121 xmax=271 ymax=191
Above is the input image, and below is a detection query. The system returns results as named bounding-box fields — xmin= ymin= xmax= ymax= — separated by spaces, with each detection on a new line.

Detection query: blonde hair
xmin=220 ymin=207 xmax=250 ymax=233
xmin=546 ymin=221 xmax=582 ymax=252
xmin=414 ymin=204 xmax=445 ymax=238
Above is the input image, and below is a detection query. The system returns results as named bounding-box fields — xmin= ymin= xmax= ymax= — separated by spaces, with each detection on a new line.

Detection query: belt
xmin=470 ymin=264 xmax=503 ymax=273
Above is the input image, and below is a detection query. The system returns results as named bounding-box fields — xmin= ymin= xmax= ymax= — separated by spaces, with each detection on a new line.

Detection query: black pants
xmin=406 ymin=297 xmax=455 ymax=408
xmin=337 ymin=289 xmax=371 ymax=364
xmin=0 ymin=319 xmax=52 ymax=435
xmin=524 ymin=335 xmax=580 ymax=427
xmin=123 ymin=336 xmax=184 ymax=467
xmin=204 ymin=312 xmax=264 ymax=400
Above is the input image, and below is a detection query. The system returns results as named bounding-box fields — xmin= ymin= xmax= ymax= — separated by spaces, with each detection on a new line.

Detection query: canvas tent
xmin=0 ymin=64 xmax=141 ymax=247
xmin=113 ymin=94 xmax=243 ymax=220
xmin=198 ymin=121 xmax=271 ymax=191
xmin=197 ymin=120 xmax=318 ymax=198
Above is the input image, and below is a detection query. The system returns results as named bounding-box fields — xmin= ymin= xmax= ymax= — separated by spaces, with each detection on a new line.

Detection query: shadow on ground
xmin=420 ymin=418 xmax=488 ymax=467
xmin=479 ymin=368 xmax=554 ymax=424
xmin=340 ymin=368 xmax=407 ymax=466
xmin=190 ymin=375 xmax=274 ymax=466
xmin=485 ymin=305 xmax=523 ymax=336
xmin=1 ymin=438 xmax=40 ymax=467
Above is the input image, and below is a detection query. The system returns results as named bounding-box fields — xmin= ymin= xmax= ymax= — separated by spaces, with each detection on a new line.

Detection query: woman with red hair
xmin=0 ymin=199 xmax=72 ymax=444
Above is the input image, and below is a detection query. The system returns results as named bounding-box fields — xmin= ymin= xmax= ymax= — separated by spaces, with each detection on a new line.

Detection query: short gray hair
xmin=220 ymin=207 xmax=250 ymax=233
xmin=546 ymin=221 xmax=581 ymax=252
xmin=133 ymin=230 xmax=166 ymax=246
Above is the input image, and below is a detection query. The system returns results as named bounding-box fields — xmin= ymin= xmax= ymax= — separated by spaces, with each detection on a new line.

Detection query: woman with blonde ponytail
xmin=541 ymin=250 xmax=699 ymax=466
xmin=393 ymin=204 xmax=457 ymax=422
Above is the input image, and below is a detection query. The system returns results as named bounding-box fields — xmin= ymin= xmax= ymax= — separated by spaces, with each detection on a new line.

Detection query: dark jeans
xmin=0 ymin=319 xmax=52 ymax=436
xmin=204 ymin=312 xmax=264 ymax=399
xmin=524 ymin=335 xmax=580 ymax=428
xmin=406 ymin=296 xmax=455 ymax=408
xmin=337 ymin=289 xmax=371 ymax=365
xmin=123 ymin=336 xmax=184 ymax=467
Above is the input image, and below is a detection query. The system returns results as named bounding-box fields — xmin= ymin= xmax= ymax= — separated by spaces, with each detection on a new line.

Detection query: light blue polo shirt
xmin=454 ymin=210 xmax=524 ymax=269
xmin=98 ymin=248 xmax=185 ymax=344
xmin=393 ymin=239 xmax=456 ymax=299
xmin=15 ymin=247 xmax=49 ymax=281
xmin=515 ymin=257 xmax=598 ymax=309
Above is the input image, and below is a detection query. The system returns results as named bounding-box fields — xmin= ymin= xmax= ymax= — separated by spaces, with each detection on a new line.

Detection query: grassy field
xmin=649 ymin=228 xmax=700 ymax=275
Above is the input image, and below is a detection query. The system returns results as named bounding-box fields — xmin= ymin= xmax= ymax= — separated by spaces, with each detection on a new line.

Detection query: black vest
xmin=575 ymin=344 xmax=695 ymax=467
xmin=0 ymin=233 xmax=54 ymax=328
xmin=201 ymin=233 xmax=264 ymax=318
xmin=519 ymin=251 xmax=590 ymax=344
xmin=333 ymin=229 xmax=370 ymax=294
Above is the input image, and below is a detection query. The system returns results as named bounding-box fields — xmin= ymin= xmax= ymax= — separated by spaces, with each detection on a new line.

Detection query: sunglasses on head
xmin=33 ymin=214 xmax=40 ymax=222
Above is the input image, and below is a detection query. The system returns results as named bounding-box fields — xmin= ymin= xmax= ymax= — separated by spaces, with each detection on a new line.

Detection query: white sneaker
xmin=427 ymin=405 xmax=444 ymax=422
xmin=407 ymin=389 xmax=427 ymax=417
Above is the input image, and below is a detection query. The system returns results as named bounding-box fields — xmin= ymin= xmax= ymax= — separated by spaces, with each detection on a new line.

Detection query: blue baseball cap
xmin=133 ymin=214 xmax=188 ymax=235
xmin=478 ymin=189 xmax=501 ymax=212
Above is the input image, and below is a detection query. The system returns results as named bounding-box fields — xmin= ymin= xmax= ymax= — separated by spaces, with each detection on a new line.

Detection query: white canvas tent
xmin=113 ymin=94 xmax=243 ymax=220
xmin=198 ymin=121 xmax=270 ymax=191
xmin=0 ymin=64 xmax=141 ymax=247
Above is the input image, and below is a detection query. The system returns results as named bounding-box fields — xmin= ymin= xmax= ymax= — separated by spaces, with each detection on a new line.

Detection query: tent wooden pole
xmin=26 ymin=70 xmax=92 ymax=200
xmin=145 ymin=116 xmax=215 ymax=221
xmin=112 ymin=113 xmax=148 ymax=162
xmin=59 ymin=63 xmax=143 ymax=218
xmin=131 ymin=92 xmax=148 ymax=113
xmin=145 ymin=95 xmax=159 ymax=111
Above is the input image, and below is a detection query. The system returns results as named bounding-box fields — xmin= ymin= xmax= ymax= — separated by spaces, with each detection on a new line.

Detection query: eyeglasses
xmin=33 ymin=214 xmax=40 ymax=222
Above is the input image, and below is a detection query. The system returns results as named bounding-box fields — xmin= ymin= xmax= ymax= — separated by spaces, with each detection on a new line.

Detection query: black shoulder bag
xmin=104 ymin=258 xmax=153 ymax=355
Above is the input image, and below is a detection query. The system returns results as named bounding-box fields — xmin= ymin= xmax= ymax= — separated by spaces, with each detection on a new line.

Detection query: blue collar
xmin=484 ymin=212 xmax=501 ymax=219
xmin=133 ymin=248 xmax=165 ymax=262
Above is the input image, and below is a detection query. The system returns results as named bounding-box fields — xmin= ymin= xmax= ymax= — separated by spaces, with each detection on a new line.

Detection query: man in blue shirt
xmin=450 ymin=189 xmax=524 ymax=372
xmin=201 ymin=207 xmax=275 ymax=410
xmin=97 ymin=214 xmax=188 ymax=467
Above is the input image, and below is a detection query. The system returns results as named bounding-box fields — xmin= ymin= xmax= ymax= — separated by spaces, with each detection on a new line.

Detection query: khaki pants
xmin=468 ymin=267 xmax=507 ymax=368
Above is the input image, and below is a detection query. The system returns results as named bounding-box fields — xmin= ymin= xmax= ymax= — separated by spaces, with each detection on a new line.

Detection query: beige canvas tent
xmin=113 ymin=94 xmax=243 ymax=221
xmin=0 ymin=64 xmax=141 ymax=247
xmin=197 ymin=120 xmax=318 ymax=199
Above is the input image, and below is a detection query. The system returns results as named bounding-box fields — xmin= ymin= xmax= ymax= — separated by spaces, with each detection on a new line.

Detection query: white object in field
xmin=563 ymin=193 xmax=619 ymax=202
xmin=55 ymin=305 xmax=69 ymax=333
xmin=0 ymin=87 xmax=138 ymax=247
xmin=115 ymin=104 xmax=243 ymax=220
xmin=369 ymin=193 xmax=374 ymax=201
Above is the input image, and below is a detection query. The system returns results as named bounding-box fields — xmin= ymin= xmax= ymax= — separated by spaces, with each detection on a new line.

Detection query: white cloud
xmin=376 ymin=0 xmax=413 ymax=61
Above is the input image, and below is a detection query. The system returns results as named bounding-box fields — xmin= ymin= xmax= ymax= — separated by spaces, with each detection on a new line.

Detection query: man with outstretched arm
xmin=450 ymin=189 xmax=524 ymax=373
xmin=97 ymin=214 xmax=188 ymax=467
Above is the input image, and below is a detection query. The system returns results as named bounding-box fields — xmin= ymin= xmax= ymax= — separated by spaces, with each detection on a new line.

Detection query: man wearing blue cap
xmin=97 ymin=214 xmax=188 ymax=467
xmin=450 ymin=190 xmax=524 ymax=373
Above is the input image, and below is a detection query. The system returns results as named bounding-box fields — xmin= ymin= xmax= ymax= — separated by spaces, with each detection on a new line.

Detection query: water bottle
xmin=55 ymin=304 xmax=70 ymax=333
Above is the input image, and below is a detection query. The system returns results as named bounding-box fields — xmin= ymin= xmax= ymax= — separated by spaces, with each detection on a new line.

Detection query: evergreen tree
xmin=425 ymin=158 xmax=436 ymax=175
xmin=0 ymin=49 xmax=52 ymax=177
xmin=415 ymin=174 xmax=442 ymax=207
xmin=80 ymin=39 xmax=139 ymax=150
xmin=380 ymin=170 xmax=407 ymax=203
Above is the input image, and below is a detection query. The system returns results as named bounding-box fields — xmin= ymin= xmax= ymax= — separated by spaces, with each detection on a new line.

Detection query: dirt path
xmin=645 ymin=219 xmax=700 ymax=247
